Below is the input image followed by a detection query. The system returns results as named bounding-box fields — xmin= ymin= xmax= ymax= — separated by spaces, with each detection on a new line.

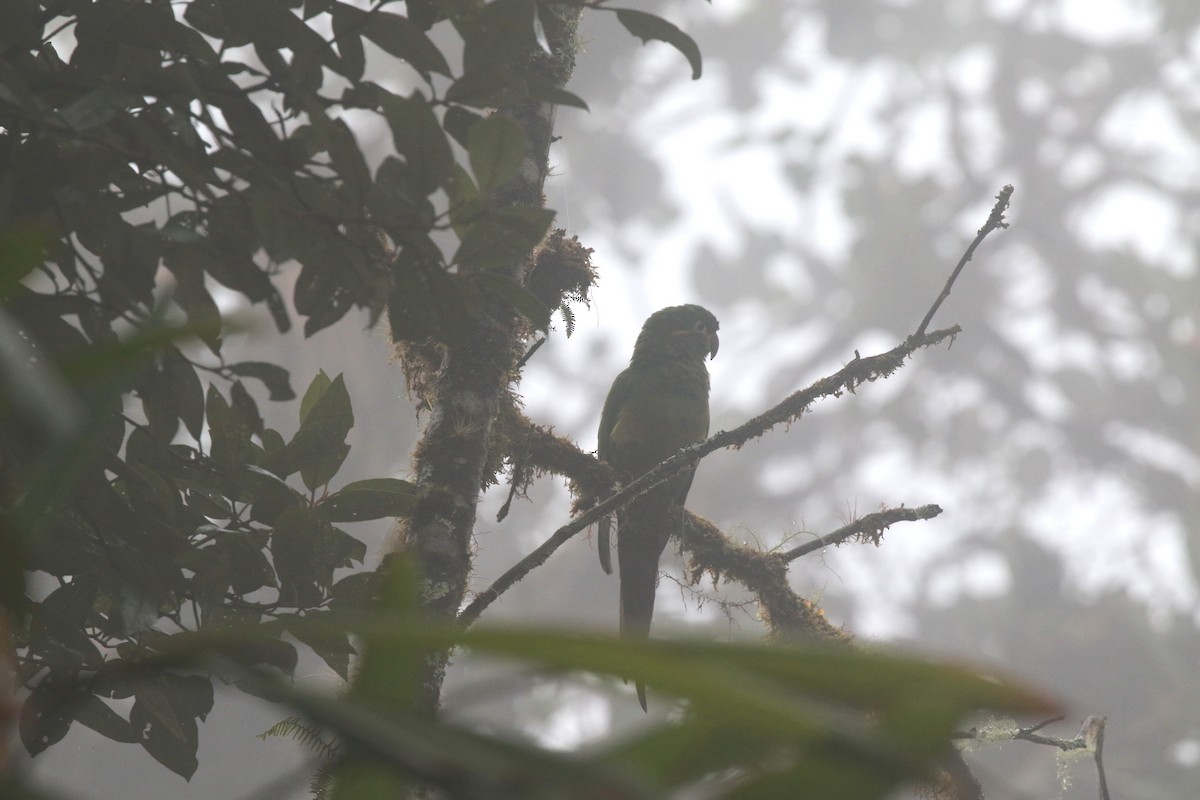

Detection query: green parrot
xmin=597 ymin=304 xmax=719 ymax=710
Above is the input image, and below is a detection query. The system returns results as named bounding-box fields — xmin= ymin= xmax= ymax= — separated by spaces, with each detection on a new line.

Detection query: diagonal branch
xmin=954 ymin=715 xmax=1110 ymax=800
xmin=915 ymin=184 xmax=1013 ymax=337
xmin=459 ymin=326 xmax=958 ymax=627
xmin=607 ymin=324 xmax=959 ymax=513
xmin=781 ymin=505 xmax=943 ymax=561
xmin=466 ymin=183 xmax=1014 ymax=632
xmin=677 ymin=511 xmax=848 ymax=643
xmin=389 ymin=6 xmax=585 ymax=713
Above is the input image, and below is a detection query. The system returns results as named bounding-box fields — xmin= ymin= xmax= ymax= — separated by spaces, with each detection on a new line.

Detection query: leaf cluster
xmin=98 ymin=558 xmax=1056 ymax=800
xmin=0 ymin=0 xmax=706 ymax=785
xmin=10 ymin=361 xmax=415 ymax=777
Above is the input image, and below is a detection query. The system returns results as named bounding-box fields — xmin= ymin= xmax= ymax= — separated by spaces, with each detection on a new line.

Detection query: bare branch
xmin=915 ymin=184 xmax=1013 ymax=337
xmin=781 ymin=504 xmax=942 ymax=561
xmin=593 ymin=325 xmax=961 ymax=522
xmin=390 ymin=5 xmax=585 ymax=713
xmin=679 ymin=511 xmax=849 ymax=643
xmin=458 ymin=477 xmax=632 ymax=627
xmin=954 ymin=715 xmax=1110 ymax=800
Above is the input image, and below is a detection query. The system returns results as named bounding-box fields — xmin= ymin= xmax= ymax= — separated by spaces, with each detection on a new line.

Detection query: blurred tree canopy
xmin=529 ymin=3 xmax=1199 ymax=798
xmin=9 ymin=1 xmax=1177 ymax=799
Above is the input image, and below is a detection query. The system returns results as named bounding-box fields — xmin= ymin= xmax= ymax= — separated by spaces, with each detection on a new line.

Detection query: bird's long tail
xmin=598 ymin=515 xmax=613 ymax=574
xmin=616 ymin=503 xmax=672 ymax=711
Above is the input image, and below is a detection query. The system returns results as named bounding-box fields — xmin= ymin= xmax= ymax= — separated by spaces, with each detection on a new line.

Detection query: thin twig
xmin=954 ymin=715 xmax=1109 ymax=799
xmin=496 ymin=429 xmax=533 ymax=523
xmin=781 ymin=505 xmax=942 ymax=561
xmin=459 ymin=481 xmax=636 ymax=627
xmin=915 ymin=184 xmax=1013 ymax=337
xmin=514 ymin=336 xmax=546 ymax=370
xmin=1083 ymin=716 xmax=1111 ymax=800
xmin=1023 ymin=715 xmax=1066 ymax=735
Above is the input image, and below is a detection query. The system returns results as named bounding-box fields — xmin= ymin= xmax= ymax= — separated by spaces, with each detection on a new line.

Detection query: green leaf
xmin=57 ymin=84 xmax=127 ymax=132
xmin=243 ymin=464 xmax=304 ymax=524
xmin=161 ymin=346 xmax=204 ymax=439
xmin=228 ymin=361 xmax=296 ymax=402
xmin=329 ymin=5 xmax=450 ymax=79
xmin=206 ymin=385 xmax=255 ymax=471
xmin=330 ymin=556 xmax=425 ymax=798
xmin=174 ymin=674 xmax=217 ymax=721
xmin=272 ymin=506 xmax=325 ymax=607
xmin=287 ymin=373 xmax=354 ymax=491
xmin=467 ymin=115 xmax=527 ymax=192
xmin=615 ymin=9 xmax=703 ymax=79
xmin=632 ymin=720 xmax=768 ymax=790
xmin=388 ymin=258 xmax=472 ymax=346
xmin=262 ymin=427 xmax=286 ymax=454
xmin=460 ymin=0 xmax=535 ymax=74
xmin=77 ymin=1 xmax=211 ymax=61
xmin=314 ymin=525 xmax=366 ymax=580
xmin=525 ymin=73 xmax=590 ymax=111
xmin=365 ymin=157 xmax=428 ymax=235
xmin=0 ymin=513 xmax=28 ymax=622
xmin=230 ymin=379 xmax=264 ymax=437
xmin=0 ymin=1 xmax=40 ymax=52
xmin=0 ymin=56 xmax=42 ymax=116
xmin=219 ymin=533 xmax=277 ymax=595
xmin=324 ymin=117 xmax=371 ymax=200
xmin=300 ymin=369 xmax=333 ymax=423
xmin=468 ymin=630 xmax=1053 ymax=795
xmin=406 ymin=0 xmax=443 ymax=31
xmin=442 ymin=106 xmax=483 ymax=149
xmin=139 ymin=363 xmax=180 ymax=441
xmin=217 ymin=0 xmax=339 ymax=69
xmin=321 ymin=478 xmax=417 ymax=522
xmin=330 ymin=572 xmax=380 ymax=609
xmin=445 ymin=164 xmax=481 ymax=238
xmin=287 ymin=613 xmax=356 ymax=680
xmin=381 ymin=92 xmax=454 ymax=195
xmin=222 ymin=636 xmax=300 ymax=676
xmin=340 ymin=80 xmax=386 ymax=110
xmin=330 ymin=4 xmax=366 ymax=81
xmin=73 ymin=694 xmax=140 ymax=744
xmin=444 ymin=68 xmax=527 ymax=109
xmin=106 ymin=619 xmax=1056 ymax=800
xmin=0 ymin=308 xmax=86 ymax=442
xmin=20 ymin=673 xmax=81 ymax=756
xmin=162 ymin=241 xmax=260 ymax=345
xmin=294 ymin=262 xmax=355 ymax=338
xmin=182 ymin=485 xmax=232 ymax=520
xmin=304 ymin=0 xmax=334 ymax=20
xmin=32 ymin=578 xmax=104 ymax=668
xmin=360 ymin=8 xmax=451 ymax=78
xmin=452 ymin=206 xmax=555 ymax=270
xmin=131 ymin=674 xmax=212 ymax=780
xmin=0 ymin=226 xmax=50 ymax=294
xmin=119 ymin=110 xmax=220 ymax=194
xmin=470 ymin=272 xmax=551 ymax=332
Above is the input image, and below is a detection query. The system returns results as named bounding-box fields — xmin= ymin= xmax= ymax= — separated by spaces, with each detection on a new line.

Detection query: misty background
xmin=23 ymin=1 xmax=1199 ymax=798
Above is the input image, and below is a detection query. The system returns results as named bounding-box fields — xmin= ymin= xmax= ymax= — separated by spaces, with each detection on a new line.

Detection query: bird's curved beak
xmin=707 ymin=332 xmax=720 ymax=360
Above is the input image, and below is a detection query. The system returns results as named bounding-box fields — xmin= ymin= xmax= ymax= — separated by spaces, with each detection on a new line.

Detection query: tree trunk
xmin=390 ymin=7 xmax=583 ymax=716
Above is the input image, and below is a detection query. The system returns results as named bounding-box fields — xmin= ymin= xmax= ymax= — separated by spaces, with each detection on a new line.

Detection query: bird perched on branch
xmin=597 ymin=304 xmax=719 ymax=710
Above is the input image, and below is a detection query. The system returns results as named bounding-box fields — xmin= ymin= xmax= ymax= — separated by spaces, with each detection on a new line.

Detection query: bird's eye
xmin=693 ymin=320 xmax=707 ymax=332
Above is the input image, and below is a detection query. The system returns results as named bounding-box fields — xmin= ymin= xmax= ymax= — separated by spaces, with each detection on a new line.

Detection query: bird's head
xmin=632 ymin=304 xmax=720 ymax=363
